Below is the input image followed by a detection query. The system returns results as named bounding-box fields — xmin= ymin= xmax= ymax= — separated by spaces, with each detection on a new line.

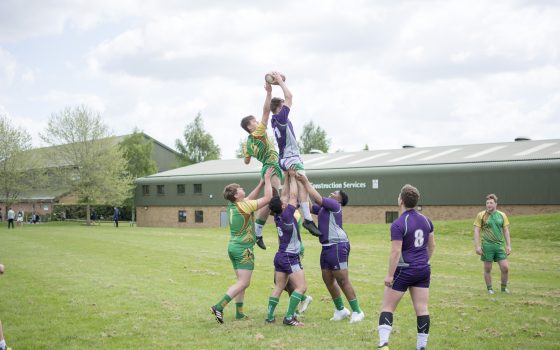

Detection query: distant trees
xmin=0 ymin=115 xmax=44 ymax=212
xmin=299 ymin=121 xmax=331 ymax=154
xmin=175 ymin=113 xmax=221 ymax=165
xmin=119 ymin=130 xmax=158 ymax=222
xmin=40 ymin=105 xmax=133 ymax=225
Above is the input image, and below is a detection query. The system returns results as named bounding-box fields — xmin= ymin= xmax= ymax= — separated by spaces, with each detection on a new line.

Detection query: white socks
xmin=378 ymin=324 xmax=392 ymax=346
xmin=417 ymin=333 xmax=429 ymax=349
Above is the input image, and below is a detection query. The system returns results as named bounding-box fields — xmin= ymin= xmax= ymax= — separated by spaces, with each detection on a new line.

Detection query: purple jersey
xmin=271 ymin=106 xmax=300 ymax=160
xmin=391 ymin=209 xmax=434 ymax=269
xmin=274 ymin=204 xmax=302 ymax=254
xmin=312 ymin=197 xmax=349 ymax=245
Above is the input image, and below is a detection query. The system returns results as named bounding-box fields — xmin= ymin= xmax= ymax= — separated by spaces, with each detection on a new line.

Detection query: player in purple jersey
xmin=269 ymin=71 xmax=321 ymax=237
xmin=377 ymin=184 xmax=436 ymax=350
xmin=296 ymin=173 xmax=365 ymax=323
xmin=265 ymin=171 xmax=307 ymax=326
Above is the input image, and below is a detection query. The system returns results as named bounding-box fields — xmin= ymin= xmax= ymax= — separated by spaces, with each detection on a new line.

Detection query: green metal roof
xmin=138 ymin=138 xmax=560 ymax=180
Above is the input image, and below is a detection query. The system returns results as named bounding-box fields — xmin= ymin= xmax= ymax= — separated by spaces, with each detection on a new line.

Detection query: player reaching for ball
xmin=268 ymin=71 xmax=321 ymax=237
xmin=240 ymin=82 xmax=284 ymax=250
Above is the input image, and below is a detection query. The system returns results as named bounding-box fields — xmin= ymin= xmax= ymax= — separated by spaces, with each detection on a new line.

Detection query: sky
xmin=1 ymin=0 xmax=559 ymax=159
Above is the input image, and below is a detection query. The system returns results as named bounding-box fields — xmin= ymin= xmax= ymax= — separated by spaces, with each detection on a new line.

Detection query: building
xmin=134 ymin=138 xmax=560 ymax=228
xmin=1 ymin=133 xmax=179 ymax=220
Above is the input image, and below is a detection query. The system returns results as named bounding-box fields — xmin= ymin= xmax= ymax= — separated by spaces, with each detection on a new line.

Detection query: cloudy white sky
xmin=1 ymin=0 xmax=559 ymax=158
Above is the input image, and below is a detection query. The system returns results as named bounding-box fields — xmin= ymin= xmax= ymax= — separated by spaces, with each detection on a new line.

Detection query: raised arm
xmin=261 ymin=82 xmax=272 ymax=126
xmin=256 ymin=168 xmax=274 ymax=210
xmin=247 ymin=178 xmax=264 ymax=200
xmin=280 ymin=171 xmax=290 ymax=203
xmin=295 ymin=172 xmax=323 ymax=206
xmin=274 ymin=72 xmax=292 ymax=109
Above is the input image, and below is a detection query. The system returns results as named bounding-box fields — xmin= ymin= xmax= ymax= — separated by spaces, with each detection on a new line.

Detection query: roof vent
xmin=402 ymin=145 xmax=415 ymax=148
xmin=309 ymin=149 xmax=324 ymax=154
xmin=514 ymin=137 xmax=531 ymax=142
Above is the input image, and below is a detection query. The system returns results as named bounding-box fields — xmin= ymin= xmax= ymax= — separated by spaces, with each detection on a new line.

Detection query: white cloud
xmin=0 ymin=0 xmax=559 ymax=158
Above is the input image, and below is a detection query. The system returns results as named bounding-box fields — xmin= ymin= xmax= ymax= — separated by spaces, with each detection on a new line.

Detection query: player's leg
xmin=410 ymin=286 xmax=430 ymax=350
xmin=290 ymin=164 xmax=320 ymax=236
xmin=497 ymin=258 xmax=509 ymax=293
xmin=267 ymin=271 xmax=288 ymax=323
xmin=322 ymin=269 xmax=350 ymax=320
xmin=254 ymin=169 xmax=281 ymax=250
xmin=211 ymin=246 xmax=254 ymax=323
xmin=483 ymin=261 xmax=494 ymax=293
xmin=283 ymin=269 xmax=306 ymax=326
xmin=378 ymin=286 xmax=406 ymax=349
xmin=233 ymin=270 xmax=248 ymax=320
xmin=332 ymin=242 xmax=363 ymax=322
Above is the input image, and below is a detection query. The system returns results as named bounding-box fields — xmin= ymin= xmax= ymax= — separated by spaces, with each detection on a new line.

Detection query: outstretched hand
xmin=264 ymin=82 xmax=272 ymax=93
xmin=264 ymin=167 xmax=274 ymax=182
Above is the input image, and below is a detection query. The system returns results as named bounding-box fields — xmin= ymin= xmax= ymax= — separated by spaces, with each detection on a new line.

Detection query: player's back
xmin=392 ymin=209 xmax=433 ymax=269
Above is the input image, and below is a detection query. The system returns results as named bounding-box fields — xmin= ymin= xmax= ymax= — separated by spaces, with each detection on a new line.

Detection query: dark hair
xmin=268 ymin=195 xmax=282 ymax=215
xmin=400 ymin=184 xmax=420 ymax=208
xmin=486 ymin=193 xmax=498 ymax=202
xmin=240 ymin=115 xmax=256 ymax=133
xmin=223 ymin=183 xmax=240 ymax=202
xmin=339 ymin=190 xmax=349 ymax=207
xmin=270 ymin=97 xmax=284 ymax=114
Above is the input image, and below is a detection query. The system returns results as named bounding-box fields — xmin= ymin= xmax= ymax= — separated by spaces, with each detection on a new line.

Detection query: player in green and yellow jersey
xmin=210 ymin=168 xmax=274 ymax=323
xmin=240 ymin=82 xmax=283 ymax=250
xmin=473 ymin=193 xmax=512 ymax=294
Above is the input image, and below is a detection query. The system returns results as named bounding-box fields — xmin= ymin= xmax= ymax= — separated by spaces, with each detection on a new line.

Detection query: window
xmin=157 ymin=185 xmax=165 ymax=195
xmin=178 ymin=210 xmax=187 ymax=222
xmin=177 ymin=184 xmax=185 ymax=195
xmin=142 ymin=185 xmax=150 ymax=195
xmin=385 ymin=211 xmax=399 ymax=224
xmin=195 ymin=210 xmax=204 ymax=223
xmin=193 ymin=183 xmax=202 ymax=194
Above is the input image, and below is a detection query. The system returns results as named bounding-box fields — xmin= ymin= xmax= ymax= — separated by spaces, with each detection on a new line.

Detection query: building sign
xmin=372 ymin=179 xmax=379 ymax=189
xmin=312 ymin=181 xmax=367 ymax=190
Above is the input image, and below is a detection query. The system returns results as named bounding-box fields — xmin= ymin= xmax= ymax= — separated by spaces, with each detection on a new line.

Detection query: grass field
xmin=0 ymin=213 xmax=559 ymax=349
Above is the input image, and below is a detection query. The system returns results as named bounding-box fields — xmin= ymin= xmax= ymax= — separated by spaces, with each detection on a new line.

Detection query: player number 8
xmin=414 ymin=229 xmax=424 ymax=247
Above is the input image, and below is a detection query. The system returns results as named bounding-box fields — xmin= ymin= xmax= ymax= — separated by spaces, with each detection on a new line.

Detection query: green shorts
xmin=228 ymin=243 xmax=255 ymax=270
xmin=481 ymin=243 xmax=507 ymax=262
xmin=260 ymin=163 xmax=284 ymax=182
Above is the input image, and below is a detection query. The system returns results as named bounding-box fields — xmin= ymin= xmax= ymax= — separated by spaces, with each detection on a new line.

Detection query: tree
xmin=40 ymin=105 xmax=133 ymax=225
xmin=0 ymin=115 xmax=44 ymax=213
xmin=299 ymin=121 xmax=331 ymax=154
xmin=235 ymin=139 xmax=245 ymax=159
xmin=119 ymin=130 xmax=158 ymax=222
xmin=175 ymin=113 xmax=221 ymax=165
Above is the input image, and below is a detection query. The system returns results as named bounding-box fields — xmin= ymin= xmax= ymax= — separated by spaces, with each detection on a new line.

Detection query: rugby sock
xmin=255 ymin=219 xmax=266 ymax=238
xmin=286 ymin=292 xmax=303 ymax=319
xmin=0 ymin=340 xmax=6 ymax=350
xmin=300 ymin=202 xmax=313 ymax=221
xmin=300 ymin=294 xmax=307 ymax=302
xmin=487 ymin=285 xmax=493 ymax=291
xmin=235 ymin=302 xmax=246 ymax=319
xmin=501 ymin=283 xmax=508 ymax=291
xmin=378 ymin=312 xmax=393 ymax=347
xmin=349 ymin=298 xmax=362 ymax=313
xmin=417 ymin=315 xmax=430 ymax=349
xmin=214 ymin=294 xmax=232 ymax=311
xmin=333 ymin=296 xmax=345 ymax=311
xmin=267 ymin=297 xmax=279 ymax=321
